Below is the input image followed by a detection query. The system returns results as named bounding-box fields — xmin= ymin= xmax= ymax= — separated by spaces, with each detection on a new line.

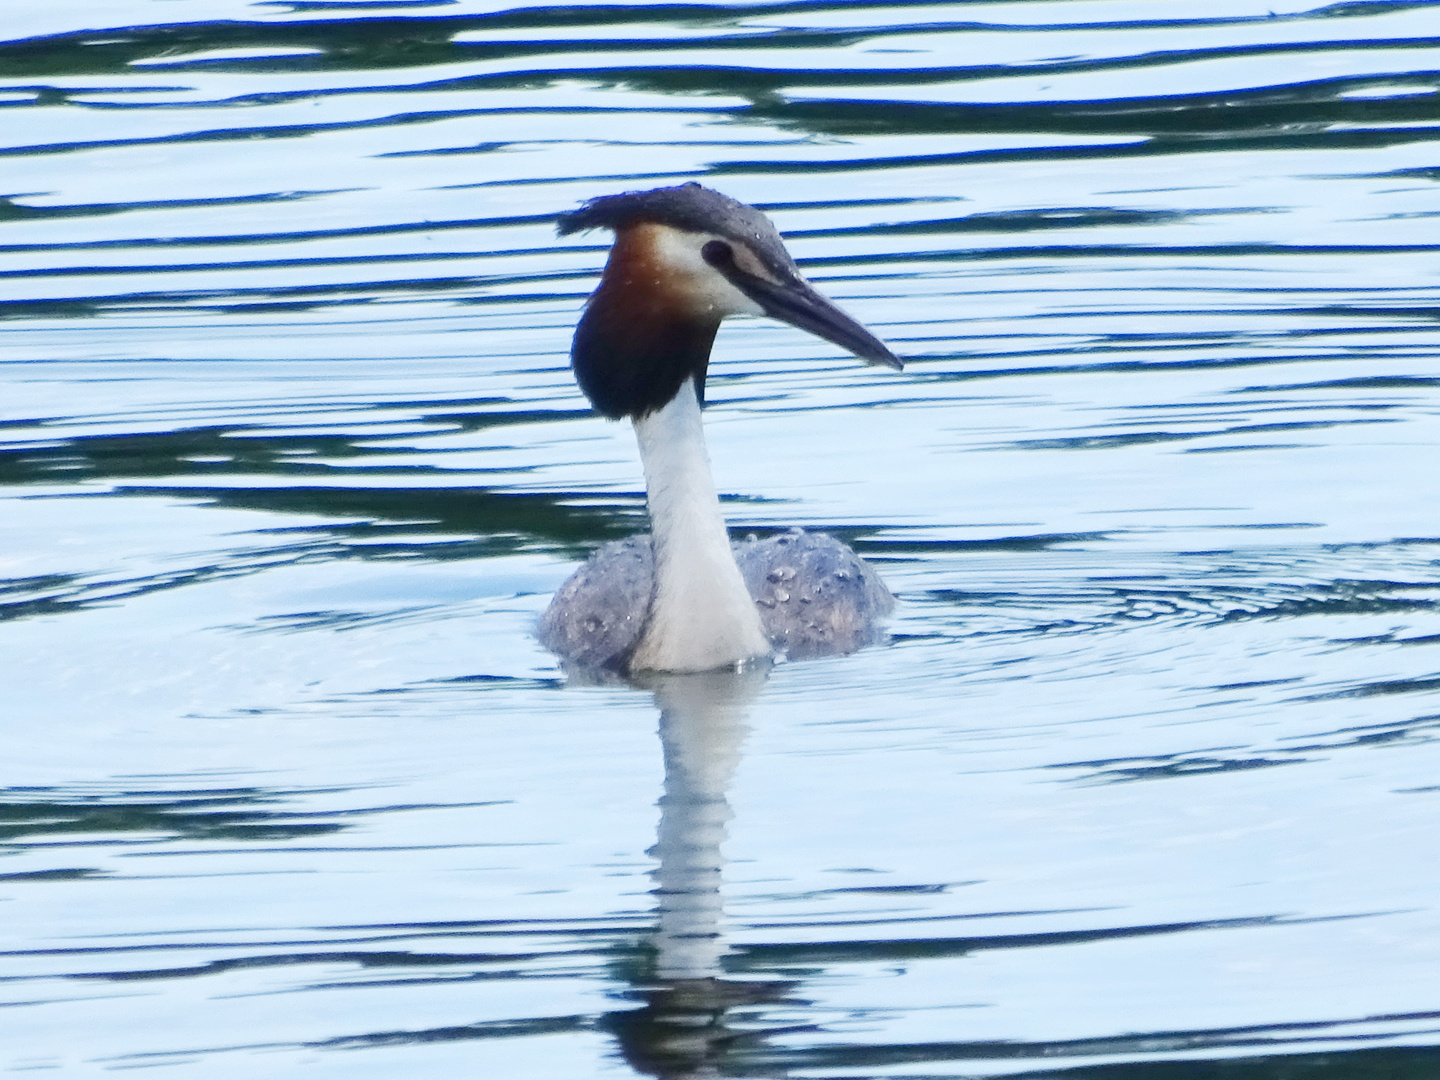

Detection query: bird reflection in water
xmin=602 ymin=666 xmax=808 ymax=1079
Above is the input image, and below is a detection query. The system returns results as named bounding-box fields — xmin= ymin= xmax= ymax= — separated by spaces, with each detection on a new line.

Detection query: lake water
xmin=4 ymin=1 xmax=1440 ymax=1076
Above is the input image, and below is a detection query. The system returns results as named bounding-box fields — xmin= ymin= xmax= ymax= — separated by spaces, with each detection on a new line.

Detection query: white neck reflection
xmin=638 ymin=664 xmax=770 ymax=981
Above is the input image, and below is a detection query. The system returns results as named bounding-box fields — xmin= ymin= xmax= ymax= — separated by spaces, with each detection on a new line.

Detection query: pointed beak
xmin=743 ymin=274 xmax=903 ymax=370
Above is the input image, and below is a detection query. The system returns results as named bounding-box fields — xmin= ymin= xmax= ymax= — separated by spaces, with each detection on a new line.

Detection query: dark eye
xmin=701 ymin=240 xmax=734 ymax=268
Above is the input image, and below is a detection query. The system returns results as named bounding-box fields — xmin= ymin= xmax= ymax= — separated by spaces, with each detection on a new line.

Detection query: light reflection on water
xmin=3 ymin=0 xmax=1440 ymax=1076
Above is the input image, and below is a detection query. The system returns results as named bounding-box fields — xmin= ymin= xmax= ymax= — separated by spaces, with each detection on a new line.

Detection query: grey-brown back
xmin=538 ymin=530 xmax=893 ymax=673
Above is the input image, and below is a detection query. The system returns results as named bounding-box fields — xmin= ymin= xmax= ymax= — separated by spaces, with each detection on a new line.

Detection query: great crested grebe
xmin=538 ymin=183 xmax=902 ymax=674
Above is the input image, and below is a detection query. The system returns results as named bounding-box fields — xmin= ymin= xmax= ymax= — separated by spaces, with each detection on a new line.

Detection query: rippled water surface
xmin=4 ymin=1 xmax=1440 ymax=1076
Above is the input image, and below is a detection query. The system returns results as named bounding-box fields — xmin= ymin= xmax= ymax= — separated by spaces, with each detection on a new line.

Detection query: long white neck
xmin=627 ymin=378 xmax=771 ymax=673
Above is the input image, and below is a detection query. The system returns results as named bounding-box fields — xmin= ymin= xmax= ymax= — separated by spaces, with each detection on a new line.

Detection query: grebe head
xmin=558 ymin=182 xmax=901 ymax=419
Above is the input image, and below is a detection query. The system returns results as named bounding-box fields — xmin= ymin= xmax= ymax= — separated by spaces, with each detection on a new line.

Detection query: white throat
xmin=627 ymin=378 xmax=771 ymax=672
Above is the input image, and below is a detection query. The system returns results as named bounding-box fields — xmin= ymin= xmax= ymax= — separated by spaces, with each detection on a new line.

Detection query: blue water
xmin=3 ymin=1 xmax=1440 ymax=1076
